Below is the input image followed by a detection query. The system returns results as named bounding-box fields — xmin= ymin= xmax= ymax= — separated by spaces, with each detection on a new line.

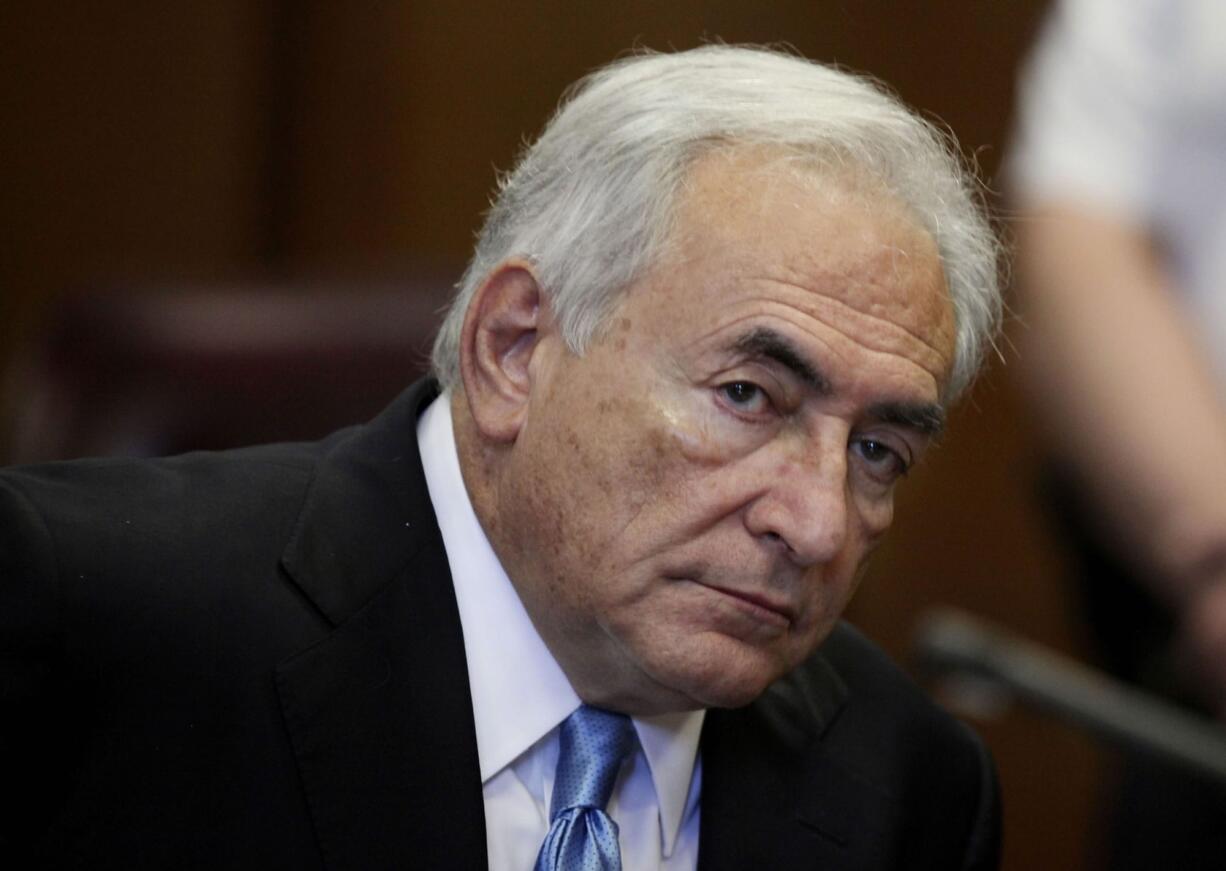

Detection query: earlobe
xmin=458 ymin=260 xmax=549 ymax=442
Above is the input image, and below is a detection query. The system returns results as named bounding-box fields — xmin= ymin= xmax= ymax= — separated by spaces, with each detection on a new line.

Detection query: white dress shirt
xmin=417 ymin=392 xmax=705 ymax=870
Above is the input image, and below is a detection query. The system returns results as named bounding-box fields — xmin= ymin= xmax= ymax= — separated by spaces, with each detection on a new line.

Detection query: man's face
xmin=493 ymin=151 xmax=956 ymax=713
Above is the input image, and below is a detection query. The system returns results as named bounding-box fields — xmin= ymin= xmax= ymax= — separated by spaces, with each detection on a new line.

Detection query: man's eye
xmin=718 ymin=381 xmax=769 ymax=414
xmin=852 ymin=438 xmax=909 ymax=481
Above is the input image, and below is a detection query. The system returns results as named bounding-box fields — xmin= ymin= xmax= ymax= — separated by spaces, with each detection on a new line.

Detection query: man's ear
xmin=458 ymin=260 xmax=550 ymax=442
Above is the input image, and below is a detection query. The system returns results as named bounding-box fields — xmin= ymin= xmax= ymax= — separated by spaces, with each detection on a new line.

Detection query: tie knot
xmin=550 ymin=705 xmax=635 ymax=819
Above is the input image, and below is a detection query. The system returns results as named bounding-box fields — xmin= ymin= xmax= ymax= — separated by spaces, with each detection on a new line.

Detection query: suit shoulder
xmin=703 ymin=622 xmax=1001 ymax=869
xmin=0 ymin=438 xmax=351 ymax=618
xmin=0 ymin=437 xmax=360 ymax=693
xmin=809 ymin=621 xmax=1001 ymax=868
xmin=816 ymin=620 xmax=987 ymax=759
xmin=0 ymin=438 xmax=336 ymax=533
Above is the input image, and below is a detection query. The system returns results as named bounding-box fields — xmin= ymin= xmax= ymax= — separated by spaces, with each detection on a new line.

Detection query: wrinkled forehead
xmin=654 ymin=146 xmax=956 ymax=357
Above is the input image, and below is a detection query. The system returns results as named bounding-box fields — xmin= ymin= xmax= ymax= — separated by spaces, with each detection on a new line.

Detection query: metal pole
xmin=913 ymin=608 xmax=1226 ymax=788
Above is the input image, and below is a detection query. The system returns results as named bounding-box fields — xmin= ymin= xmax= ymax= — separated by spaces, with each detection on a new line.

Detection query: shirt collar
xmin=417 ymin=390 xmax=578 ymax=781
xmin=416 ymin=392 xmax=704 ymax=853
xmin=632 ymin=710 xmax=705 ymax=856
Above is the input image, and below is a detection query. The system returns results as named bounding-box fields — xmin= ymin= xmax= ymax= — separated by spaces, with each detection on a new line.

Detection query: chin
xmin=690 ymin=681 xmax=772 ymax=710
xmin=652 ymin=649 xmax=788 ymax=711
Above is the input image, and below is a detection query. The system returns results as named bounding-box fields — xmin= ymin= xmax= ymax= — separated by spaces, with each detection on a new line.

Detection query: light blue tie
xmin=534 ymin=705 xmax=636 ymax=871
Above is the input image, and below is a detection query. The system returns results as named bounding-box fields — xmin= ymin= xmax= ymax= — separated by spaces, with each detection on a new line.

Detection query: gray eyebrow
xmin=732 ymin=328 xmax=831 ymax=394
xmin=732 ymin=326 xmax=945 ymax=437
xmin=868 ymin=400 xmax=946 ymax=437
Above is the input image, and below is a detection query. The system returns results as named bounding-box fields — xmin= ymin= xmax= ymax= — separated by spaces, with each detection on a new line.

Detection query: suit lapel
xmin=697 ymin=643 xmax=852 ymax=870
xmin=275 ymin=381 xmax=488 ymax=870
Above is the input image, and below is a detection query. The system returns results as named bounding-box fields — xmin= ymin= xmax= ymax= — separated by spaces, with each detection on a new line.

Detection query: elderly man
xmin=1 ymin=47 xmax=1001 ymax=869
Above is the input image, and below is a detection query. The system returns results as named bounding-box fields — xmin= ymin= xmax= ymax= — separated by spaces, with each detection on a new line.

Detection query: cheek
xmin=515 ymin=370 xmax=762 ymax=579
xmin=853 ymin=490 xmax=895 ymax=542
xmin=647 ymin=383 xmax=763 ymax=468
xmin=521 ymin=391 xmax=682 ymax=555
xmin=588 ymin=384 xmax=728 ymax=498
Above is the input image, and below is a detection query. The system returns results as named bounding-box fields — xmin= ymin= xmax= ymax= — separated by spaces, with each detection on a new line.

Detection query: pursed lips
xmin=671 ymin=576 xmax=796 ymax=628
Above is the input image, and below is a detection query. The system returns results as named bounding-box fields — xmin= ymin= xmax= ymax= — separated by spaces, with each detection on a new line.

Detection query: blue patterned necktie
xmin=534 ymin=704 xmax=636 ymax=871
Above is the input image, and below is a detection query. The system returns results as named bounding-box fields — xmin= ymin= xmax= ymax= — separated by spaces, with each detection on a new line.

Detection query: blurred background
xmin=0 ymin=2 xmax=1173 ymax=867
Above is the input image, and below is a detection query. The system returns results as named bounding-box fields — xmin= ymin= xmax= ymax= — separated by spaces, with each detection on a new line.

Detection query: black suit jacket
xmin=0 ymin=379 xmax=1000 ymax=869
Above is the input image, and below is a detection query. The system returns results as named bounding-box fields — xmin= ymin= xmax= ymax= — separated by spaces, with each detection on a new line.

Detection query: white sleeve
xmin=1008 ymin=0 xmax=1177 ymax=220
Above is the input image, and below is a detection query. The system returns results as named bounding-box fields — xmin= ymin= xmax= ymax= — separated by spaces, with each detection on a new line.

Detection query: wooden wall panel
xmin=1 ymin=3 xmax=269 ymax=282
xmin=0 ymin=1 xmax=272 ymax=403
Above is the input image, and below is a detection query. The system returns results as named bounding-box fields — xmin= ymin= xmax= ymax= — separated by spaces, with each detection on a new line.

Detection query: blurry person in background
xmin=1011 ymin=0 xmax=1226 ymax=866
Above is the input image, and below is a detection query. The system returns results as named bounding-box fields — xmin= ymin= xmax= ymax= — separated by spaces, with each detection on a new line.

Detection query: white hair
xmin=431 ymin=45 xmax=1001 ymax=401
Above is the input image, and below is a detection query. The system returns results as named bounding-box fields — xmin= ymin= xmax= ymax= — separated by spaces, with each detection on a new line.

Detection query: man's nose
xmin=743 ymin=440 xmax=849 ymax=567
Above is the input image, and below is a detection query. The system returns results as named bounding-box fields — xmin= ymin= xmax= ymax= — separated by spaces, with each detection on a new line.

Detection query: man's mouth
xmin=673 ymin=577 xmax=795 ymax=629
